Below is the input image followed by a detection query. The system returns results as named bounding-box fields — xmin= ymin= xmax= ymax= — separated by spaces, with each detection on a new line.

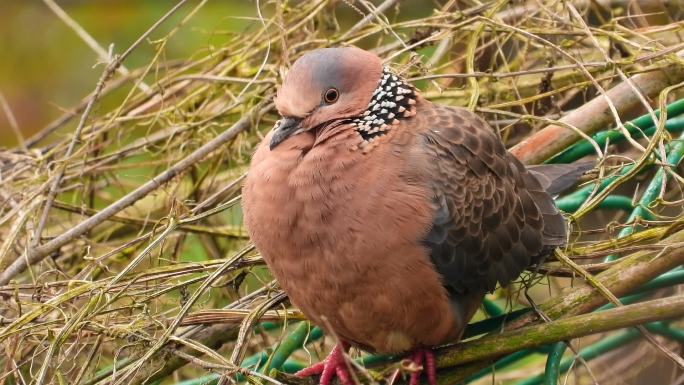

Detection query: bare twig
xmin=41 ymin=0 xmax=152 ymax=94
xmin=28 ymin=0 xmax=193 ymax=254
xmin=0 ymin=92 xmax=25 ymax=150
xmin=339 ymin=0 xmax=399 ymax=40
xmin=0 ymin=104 xmax=271 ymax=285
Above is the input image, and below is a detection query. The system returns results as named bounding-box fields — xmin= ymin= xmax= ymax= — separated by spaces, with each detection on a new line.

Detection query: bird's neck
xmin=350 ymin=67 xmax=418 ymax=144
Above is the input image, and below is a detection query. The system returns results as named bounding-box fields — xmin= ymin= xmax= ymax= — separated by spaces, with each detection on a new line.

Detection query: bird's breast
xmin=244 ymin=134 xmax=378 ymax=254
xmin=242 ymin=130 xmax=459 ymax=353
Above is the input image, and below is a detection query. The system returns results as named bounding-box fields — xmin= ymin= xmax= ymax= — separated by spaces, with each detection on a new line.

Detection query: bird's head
xmin=271 ymin=47 xmax=412 ymax=150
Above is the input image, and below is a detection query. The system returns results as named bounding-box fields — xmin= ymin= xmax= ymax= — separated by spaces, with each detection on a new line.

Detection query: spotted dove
xmin=242 ymin=47 xmax=590 ymax=385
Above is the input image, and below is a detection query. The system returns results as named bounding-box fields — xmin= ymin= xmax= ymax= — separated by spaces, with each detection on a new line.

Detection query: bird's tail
xmin=526 ymin=162 xmax=594 ymax=196
xmin=521 ymin=161 xmax=594 ymax=248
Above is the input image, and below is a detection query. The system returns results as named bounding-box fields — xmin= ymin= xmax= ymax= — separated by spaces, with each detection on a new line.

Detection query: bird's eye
xmin=323 ymin=88 xmax=339 ymax=104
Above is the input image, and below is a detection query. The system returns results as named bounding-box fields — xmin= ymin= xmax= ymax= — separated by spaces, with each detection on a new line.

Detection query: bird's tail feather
xmin=526 ymin=162 xmax=594 ymax=196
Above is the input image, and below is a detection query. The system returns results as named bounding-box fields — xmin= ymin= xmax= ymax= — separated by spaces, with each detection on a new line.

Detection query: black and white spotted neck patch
xmin=352 ymin=66 xmax=417 ymax=142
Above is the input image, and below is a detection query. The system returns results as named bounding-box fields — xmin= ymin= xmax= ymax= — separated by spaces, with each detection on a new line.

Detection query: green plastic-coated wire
xmin=605 ymin=130 xmax=684 ymax=261
xmin=548 ymin=98 xmax=684 ymax=164
xmin=542 ymin=342 xmax=567 ymax=385
xmin=647 ymin=322 xmax=684 ymax=343
xmin=482 ymin=298 xmax=505 ymax=317
xmin=516 ymin=320 xmax=684 ymax=385
xmin=263 ymin=322 xmax=318 ymax=373
xmin=515 ymin=329 xmax=641 ymax=385
xmin=550 ymin=116 xmax=684 ymax=164
xmin=555 ymin=194 xmax=633 ymax=213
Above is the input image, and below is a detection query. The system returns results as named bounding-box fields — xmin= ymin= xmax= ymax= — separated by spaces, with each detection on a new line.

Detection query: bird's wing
xmin=418 ymin=103 xmax=566 ymax=294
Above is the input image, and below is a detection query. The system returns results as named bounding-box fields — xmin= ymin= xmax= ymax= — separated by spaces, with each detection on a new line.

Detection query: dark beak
xmin=270 ymin=117 xmax=303 ymax=150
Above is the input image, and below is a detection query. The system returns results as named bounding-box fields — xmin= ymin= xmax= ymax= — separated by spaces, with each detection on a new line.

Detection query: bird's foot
xmin=295 ymin=343 xmax=353 ymax=385
xmin=403 ymin=348 xmax=437 ymax=385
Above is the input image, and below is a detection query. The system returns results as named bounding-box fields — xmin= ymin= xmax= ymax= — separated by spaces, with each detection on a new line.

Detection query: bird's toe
xmin=405 ymin=348 xmax=437 ymax=385
xmin=295 ymin=343 xmax=353 ymax=385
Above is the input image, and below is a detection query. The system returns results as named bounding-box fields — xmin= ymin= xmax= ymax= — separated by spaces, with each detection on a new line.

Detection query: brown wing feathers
xmin=420 ymin=103 xmax=568 ymax=293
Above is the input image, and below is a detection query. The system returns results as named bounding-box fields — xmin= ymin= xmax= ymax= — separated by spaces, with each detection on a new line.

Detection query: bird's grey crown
xmin=352 ymin=66 xmax=416 ymax=141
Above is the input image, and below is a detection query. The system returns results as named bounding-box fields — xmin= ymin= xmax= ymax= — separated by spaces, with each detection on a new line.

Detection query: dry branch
xmin=435 ymin=295 xmax=684 ymax=381
xmin=0 ymin=104 xmax=270 ymax=285
xmin=511 ymin=51 xmax=684 ymax=164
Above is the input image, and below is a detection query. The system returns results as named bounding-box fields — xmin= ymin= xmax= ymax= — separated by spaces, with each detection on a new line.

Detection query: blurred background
xmin=0 ymin=1 xmax=260 ymax=146
xmin=0 ymin=1 xmax=435 ymax=148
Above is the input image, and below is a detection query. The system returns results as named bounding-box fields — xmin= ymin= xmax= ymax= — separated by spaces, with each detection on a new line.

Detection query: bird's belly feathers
xmin=243 ymin=138 xmax=460 ymax=353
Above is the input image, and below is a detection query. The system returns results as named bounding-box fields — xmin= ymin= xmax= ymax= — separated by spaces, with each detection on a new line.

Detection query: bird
xmin=242 ymin=46 xmax=590 ymax=385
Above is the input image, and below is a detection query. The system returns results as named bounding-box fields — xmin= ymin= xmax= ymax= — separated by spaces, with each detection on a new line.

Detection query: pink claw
xmin=407 ymin=349 xmax=437 ymax=385
xmin=295 ymin=343 xmax=353 ymax=385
